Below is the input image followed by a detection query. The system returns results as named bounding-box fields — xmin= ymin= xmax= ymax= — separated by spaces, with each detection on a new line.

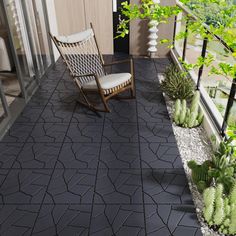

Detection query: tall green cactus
xmin=202 ymin=183 xmax=236 ymax=235
xmin=173 ymin=91 xmax=203 ymax=128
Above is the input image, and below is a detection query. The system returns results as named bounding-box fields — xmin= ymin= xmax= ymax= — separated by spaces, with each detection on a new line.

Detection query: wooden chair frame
xmin=50 ymin=24 xmax=135 ymax=113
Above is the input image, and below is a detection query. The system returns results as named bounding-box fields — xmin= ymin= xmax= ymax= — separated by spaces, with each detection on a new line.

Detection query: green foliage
xmin=203 ymin=183 xmax=236 ymax=235
xmin=161 ymin=66 xmax=195 ymax=100
xmin=187 ymin=160 xmax=212 ymax=192
xmin=116 ymin=0 xmax=181 ymax=38
xmin=173 ymin=91 xmax=204 ymax=128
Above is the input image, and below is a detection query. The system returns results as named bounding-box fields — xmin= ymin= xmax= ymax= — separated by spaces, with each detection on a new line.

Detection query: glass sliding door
xmin=22 ymin=0 xmax=53 ymax=77
xmin=3 ymin=0 xmax=36 ymax=98
xmin=1 ymin=0 xmax=53 ymax=99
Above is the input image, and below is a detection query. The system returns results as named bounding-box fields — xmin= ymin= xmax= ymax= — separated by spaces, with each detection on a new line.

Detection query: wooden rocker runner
xmin=50 ymin=23 xmax=135 ymax=113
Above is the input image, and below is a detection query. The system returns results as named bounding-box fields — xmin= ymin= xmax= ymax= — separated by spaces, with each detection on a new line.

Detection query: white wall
xmin=45 ymin=0 xmax=60 ymax=61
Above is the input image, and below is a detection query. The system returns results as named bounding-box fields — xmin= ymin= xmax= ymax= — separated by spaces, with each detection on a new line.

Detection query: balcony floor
xmin=0 ymin=57 xmax=202 ymax=236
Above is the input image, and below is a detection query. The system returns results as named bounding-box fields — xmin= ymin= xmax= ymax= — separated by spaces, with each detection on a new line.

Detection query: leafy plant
xmin=173 ymin=91 xmax=204 ymax=128
xmin=160 ymin=65 xmax=195 ymax=100
xmin=203 ymin=183 xmax=236 ymax=235
xmin=187 ymin=160 xmax=212 ymax=192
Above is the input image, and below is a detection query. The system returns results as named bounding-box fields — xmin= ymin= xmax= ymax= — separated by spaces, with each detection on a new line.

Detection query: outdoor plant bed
xmin=159 ymin=75 xmax=228 ymax=236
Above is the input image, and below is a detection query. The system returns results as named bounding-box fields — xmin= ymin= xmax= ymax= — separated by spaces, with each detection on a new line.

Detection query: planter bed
xmin=162 ymin=83 xmax=222 ymax=236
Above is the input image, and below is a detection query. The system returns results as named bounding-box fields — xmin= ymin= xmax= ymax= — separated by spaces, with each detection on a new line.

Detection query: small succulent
xmin=161 ymin=65 xmax=195 ymax=100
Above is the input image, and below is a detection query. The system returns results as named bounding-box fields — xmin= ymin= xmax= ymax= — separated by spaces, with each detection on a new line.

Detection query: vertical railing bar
xmin=172 ymin=15 xmax=177 ymax=45
xmin=197 ymin=37 xmax=208 ymax=89
xmin=221 ymin=80 xmax=236 ymax=135
xmin=182 ymin=18 xmax=189 ymax=61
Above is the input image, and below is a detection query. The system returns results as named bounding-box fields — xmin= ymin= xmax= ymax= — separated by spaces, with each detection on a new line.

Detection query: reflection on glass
xmin=227 ymin=100 xmax=236 ymax=127
xmin=201 ymin=39 xmax=235 ymax=121
xmin=174 ymin=12 xmax=186 ymax=57
xmin=23 ymin=0 xmax=52 ymax=75
xmin=4 ymin=0 xmax=35 ymax=88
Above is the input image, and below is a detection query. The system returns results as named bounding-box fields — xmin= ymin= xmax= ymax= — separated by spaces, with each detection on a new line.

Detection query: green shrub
xmin=161 ymin=65 xmax=195 ymax=100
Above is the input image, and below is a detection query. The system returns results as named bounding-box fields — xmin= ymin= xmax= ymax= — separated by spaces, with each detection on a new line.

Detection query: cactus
xmin=229 ymin=205 xmax=236 ymax=234
xmin=173 ymin=91 xmax=203 ymax=128
xmin=213 ymin=184 xmax=225 ymax=225
xmin=202 ymin=183 xmax=236 ymax=235
xmin=203 ymin=186 xmax=216 ymax=223
xmin=188 ymin=160 xmax=212 ymax=192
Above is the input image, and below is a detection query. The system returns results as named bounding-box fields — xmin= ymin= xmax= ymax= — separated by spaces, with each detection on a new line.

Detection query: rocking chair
xmin=50 ymin=24 xmax=135 ymax=112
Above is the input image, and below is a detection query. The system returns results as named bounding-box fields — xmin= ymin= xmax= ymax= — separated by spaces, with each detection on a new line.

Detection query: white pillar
xmin=147 ymin=0 xmax=160 ymax=58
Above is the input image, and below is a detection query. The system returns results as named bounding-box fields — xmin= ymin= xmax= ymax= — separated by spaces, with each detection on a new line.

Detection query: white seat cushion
xmin=82 ymin=73 xmax=131 ymax=90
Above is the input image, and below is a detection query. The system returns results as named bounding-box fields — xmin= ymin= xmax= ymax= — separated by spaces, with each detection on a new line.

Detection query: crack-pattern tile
xmin=142 ymin=169 xmax=193 ymax=205
xmin=1 ymin=123 xmax=34 ymax=143
xmin=90 ymin=205 xmax=145 ymax=236
xmin=99 ymin=143 xmax=140 ymax=169
xmin=72 ymin=104 xmax=104 ymax=123
xmin=13 ymin=143 xmax=61 ymax=169
xmin=32 ymin=205 xmax=91 ymax=236
xmin=102 ymin=123 xmax=138 ymax=143
xmin=139 ymin=123 xmax=177 ymax=143
xmin=49 ymin=91 xmax=78 ymax=106
xmin=44 ymin=169 xmax=96 ymax=204
xmin=94 ymin=169 xmax=142 ymax=204
xmin=56 ymin=143 xmax=100 ymax=169
xmin=0 ymin=143 xmax=23 ymax=168
xmin=145 ymin=205 xmax=202 ymax=236
xmin=0 ymin=205 xmax=40 ymax=236
xmin=38 ymin=104 xmax=75 ymax=123
xmin=27 ymin=123 xmax=68 ymax=143
xmin=65 ymin=123 xmax=103 ymax=142
xmin=0 ymin=169 xmax=9 ymax=185
xmin=140 ymin=143 xmax=183 ymax=169
xmin=0 ymin=169 xmax=52 ymax=204
xmin=105 ymin=100 xmax=137 ymax=123
xmin=136 ymin=79 xmax=160 ymax=92
xmin=137 ymin=103 xmax=170 ymax=124
xmin=137 ymin=91 xmax=166 ymax=106
xmin=15 ymin=107 xmax=44 ymax=123
xmin=55 ymin=81 xmax=78 ymax=92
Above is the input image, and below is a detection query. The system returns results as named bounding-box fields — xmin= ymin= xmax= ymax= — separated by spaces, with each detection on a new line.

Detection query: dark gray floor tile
xmin=137 ymin=103 xmax=170 ymax=124
xmin=38 ymin=104 xmax=75 ymax=123
xmin=72 ymin=104 xmax=104 ymax=123
xmin=142 ymin=169 xmax=193 ymax=205
xmin=154 ymin=58 xmax=171 ymax=73
xmin=55 ymin=80 xmax=78 ymax=92
xmin=27 ymin=123 xmax=68 ymax=143
xmin=49 ymin=91 xmax=78 ymax=106
xmin=32 ymin=205 xmax=91 ymax=236
xmin=137 ymin=91 xmax=166 ymax=106
xmin=139 ymin=123 xmax=176 ymax=143
xmin=136 ymin=79 xmax=160 ymax=92
xmin=39 ymin=79 xmax=59 ymax=93
xmin=90 ymin=205 xmax=145 ymax=236
xmin=145 ymin=205 xmax=202 ymax=236
xmin=0 ymin=143 xmax=23 ymax=168
xmin=0 ymin=205 xmax=40 ymax=236
xmin=99 ymin=143 xmax=140 ymax=169
xmin=44 ymin=169 xmax=96 ymax=204
xmin=15 ymin=106 xmax=44 ymax=123
xmin=65 ymin=123 xmax=103 ymax=142
xmin=56 ymin=143 xmax=100 ymax=169
xmin=140 ymin=143 xmax=183 ymax=169
xmin=0 ymin=169 xmax=52 ymax=204
xmin=102 ymin=123 xmax=138 ymax=143
xmin=0 ymin=169 xmax=9 ymax=185
xmin=105 ymin=100 xmax=137 ymax=123
xmin=1 ymin=123 xmax=34 ymax=143
xmin=94 ymin=169 xmax=142 ymax=204
xmin=13 ymin=143 xmax=61 ymax=169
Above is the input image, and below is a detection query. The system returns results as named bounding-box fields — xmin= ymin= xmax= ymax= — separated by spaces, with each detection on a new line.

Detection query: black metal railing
xmin=172 ymin=2 xmax=236 ymax=136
